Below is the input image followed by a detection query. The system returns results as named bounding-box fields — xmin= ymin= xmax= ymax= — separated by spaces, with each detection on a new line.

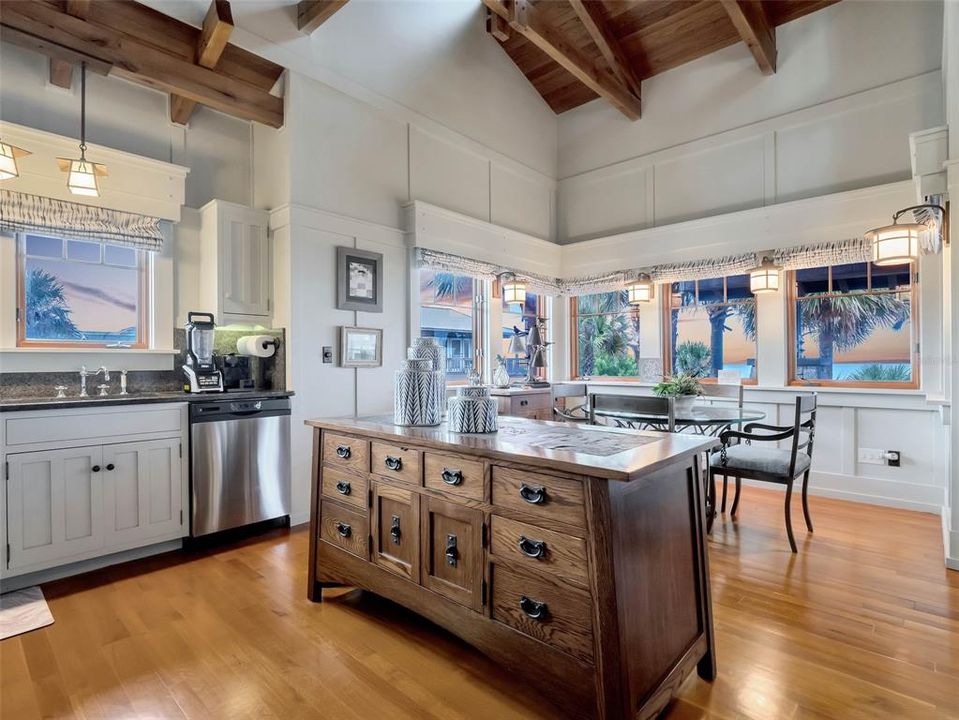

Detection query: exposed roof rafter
xmin=568 ymin=0 xmax=642 ymax=99
xmin=720 ymin=0 xmax=777 ymax=75
xmin=171 ymin=0 xmax=235 ymax=125
xmin=297 ymin=0 xmax=348 ymax=34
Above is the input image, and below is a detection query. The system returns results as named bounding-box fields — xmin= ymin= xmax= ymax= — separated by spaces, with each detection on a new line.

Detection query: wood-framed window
xmin=663 ymin=274 xmax=757 ymax=383
xmin=16 ymin=233 xmax=150 ymax=349
xmin=417 ymin=267 xmax=486 ymax=383
xmin=788 ymin=261 xmax=918 ymax=389
xmin=569 ymin=290 xmax=641 ymax=379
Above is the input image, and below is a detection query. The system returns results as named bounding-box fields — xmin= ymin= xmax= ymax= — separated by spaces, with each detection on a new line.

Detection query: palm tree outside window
xmin=16 ymin=233 xmax=149 ymax=348
xmin=571 ymin=290 xmax=640 ymax=378
xmin=789 ymin=262 xmax=916 ymax=387
xmin=666 ymin=275 xmax=757 ymax=382
xmin=417 ymin=268 xmax=484 ymax=382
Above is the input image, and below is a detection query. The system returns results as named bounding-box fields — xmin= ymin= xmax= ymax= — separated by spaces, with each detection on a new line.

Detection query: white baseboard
xmin=942 ymin=506 xmax=959 ymax=571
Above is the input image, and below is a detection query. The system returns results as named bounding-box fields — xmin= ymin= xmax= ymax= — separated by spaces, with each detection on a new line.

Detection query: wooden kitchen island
xmin=305 ymin=415 xmax=716 ymax=720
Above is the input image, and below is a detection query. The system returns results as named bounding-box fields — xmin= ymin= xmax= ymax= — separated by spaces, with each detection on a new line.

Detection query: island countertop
xmin=305 ymin=414 xmax=714 ymax=482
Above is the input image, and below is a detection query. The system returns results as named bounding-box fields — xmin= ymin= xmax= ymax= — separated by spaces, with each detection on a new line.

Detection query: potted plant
xmin=652 ymin=372 xmax=703 ymax=414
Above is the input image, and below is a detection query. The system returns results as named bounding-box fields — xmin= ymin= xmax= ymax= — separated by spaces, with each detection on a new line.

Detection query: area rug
xmin=0 ymin=586 xmax=54 ymax=640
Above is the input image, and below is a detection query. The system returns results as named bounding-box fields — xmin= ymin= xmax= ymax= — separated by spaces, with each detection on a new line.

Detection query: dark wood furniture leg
xmin=801 ymin=470 xmax=813 ymax=531
xmin=730 ymin=477 xmax=742 ymax=517
xmin=720 ymin=474 xmax=728 ymax=513
xmin=784 ymin=479 xmax=797 ymax=553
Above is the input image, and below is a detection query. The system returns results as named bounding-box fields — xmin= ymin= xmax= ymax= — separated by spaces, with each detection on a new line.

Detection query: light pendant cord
xmin=79 ymin=61 xmax=87 ymax=160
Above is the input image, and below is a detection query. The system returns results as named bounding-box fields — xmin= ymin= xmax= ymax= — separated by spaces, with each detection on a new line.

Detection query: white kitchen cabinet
xmin=6 ymin=446 xmax=105 ymax=570
xmin=198 ymin=199 xmax=271 ymax=324
xmin=102 ymin=438 xmax=183 ymax=546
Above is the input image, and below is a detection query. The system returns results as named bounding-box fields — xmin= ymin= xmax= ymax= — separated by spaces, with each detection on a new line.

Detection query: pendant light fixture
xmin=0 ymin=138 xmax=31 ymax=180
xmin=626 ymin=273 xmax=654 ymax=304
xmin=501 ymin=272 xmax=527 ymax=305
xmin=748 ymin=256 xmax=782 ymax=294
xmin=57 ymin=62 xmax=107 ymax=197
xmin=865 ymin=204 xmax=945 ymax=266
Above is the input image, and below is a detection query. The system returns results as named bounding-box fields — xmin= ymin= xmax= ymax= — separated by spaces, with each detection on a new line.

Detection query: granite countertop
xmin=0 ymin=389 xmax=294 ymax=412
xmin=306 ymin=414 xmax=712 ymax=482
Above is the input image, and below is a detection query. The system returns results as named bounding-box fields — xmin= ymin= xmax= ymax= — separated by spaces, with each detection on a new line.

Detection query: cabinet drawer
xmin=509 ymin=393 xmax=550 ymax=413
xmin=321 ymin=466 xmax=368 ymax=509
xmin=323 ymin=432 xmax=369 ymax=475
xmin=423 ymin=452 xmax=485 ymax=501
xmin=319 ymin=500 xmax=369 ymax=560
xmin=371 ymin=442 xmax=421 ymax=486
xmin=491 ymin=466 xmax=585 ymax=529
xmin=490 ymin=515 xmax=588 ymax=589
xmin=490 ymin=563 xmax=594 ymax=663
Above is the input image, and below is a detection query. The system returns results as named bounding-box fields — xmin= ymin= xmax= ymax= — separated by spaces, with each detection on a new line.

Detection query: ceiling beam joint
xmin=720 ymin=0 xmax=776 ymax=75
xmin=568 ymin=0 xmax=642 ymax=99
xmin=297 ymin=0 xmax=348 ymax=34
xmin=171 ymin=0 xmax=235 ymax=126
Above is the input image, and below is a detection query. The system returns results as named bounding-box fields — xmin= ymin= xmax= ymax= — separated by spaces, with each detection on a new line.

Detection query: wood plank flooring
xmin=1 ymin=486 xmax=957 ymax=719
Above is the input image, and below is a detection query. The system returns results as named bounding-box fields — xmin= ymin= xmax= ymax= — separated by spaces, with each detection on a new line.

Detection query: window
xmin=17 ymin=233 xmax=149 ymax=348
xmin=666 ymin=274 xmax=756 ymax=381
xmin=500 ymin=288 xmax=545 ymax=380
xmin=789 ymin=261 xmax=916 ymax=387
xmin=418 ymin=268 xmax=483 ymax=382
xmin=571 ymin=291 xmax=640 ymax=378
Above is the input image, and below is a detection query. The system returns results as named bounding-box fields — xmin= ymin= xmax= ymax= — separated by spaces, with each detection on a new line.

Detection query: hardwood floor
xmin=2 ymin=486 xmax=957 ymax=719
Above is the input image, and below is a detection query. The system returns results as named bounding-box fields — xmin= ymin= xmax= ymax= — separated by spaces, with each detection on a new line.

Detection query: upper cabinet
xmin=198 ymin=200 xmax=271 ymax=325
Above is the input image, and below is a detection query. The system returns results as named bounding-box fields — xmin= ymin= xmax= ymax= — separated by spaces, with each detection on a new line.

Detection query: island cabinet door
xmin=371 ymin=482 xmax=420 ymax=582
xmin=419 ymin=497 xmax=485 ymax=611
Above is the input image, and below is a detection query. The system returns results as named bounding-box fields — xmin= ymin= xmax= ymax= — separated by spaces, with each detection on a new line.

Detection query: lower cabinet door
xmin=102 ymin=438 xmax=184 ymax=546
xmin=420 ymin=496 xmax=485 ymax=611
xmin=6 ymin=446 xmax=105 ymax=570
xmin=371 ymin=482 xmax=420 ymax=582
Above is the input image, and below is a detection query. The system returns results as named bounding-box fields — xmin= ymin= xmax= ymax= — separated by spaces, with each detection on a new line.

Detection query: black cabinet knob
xmin=441 ymin=468 xmax=463 ymax=486
xmin=519 ymin=483 xmax=546 ymax=505
xmin=385 ymin=455 xmax=402 ymax=471
xmin=91 ymin=465 xmax=101 ymax=473
xmin=335 ymin=521 xmax=352 ymax=538
xmin=335 ymin=445 xmax=351 ymax=459
xmin=445 ymin=534 xmax=458 ymax=567
xmin=106 ymin=463 xmax=115 ymax=471
xmin=335 ymin=480 xmax=351 ymax=496
xmin=390 ymin=514 xmax=401 ymax=544
xmin=519 ymin=595 xmax=548 ymax=620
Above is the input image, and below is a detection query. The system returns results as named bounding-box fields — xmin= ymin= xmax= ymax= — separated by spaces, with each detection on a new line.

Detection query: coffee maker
xmin=182 ymin=312 xmax=223 ymax=393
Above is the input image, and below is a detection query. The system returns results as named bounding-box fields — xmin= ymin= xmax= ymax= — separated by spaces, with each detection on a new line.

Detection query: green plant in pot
xmin=652 ymin=373 xmax=703 ymax=414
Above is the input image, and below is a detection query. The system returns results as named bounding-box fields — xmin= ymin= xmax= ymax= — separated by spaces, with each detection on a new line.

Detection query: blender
xmin=182 ymin=312 xmax=224 ymax=393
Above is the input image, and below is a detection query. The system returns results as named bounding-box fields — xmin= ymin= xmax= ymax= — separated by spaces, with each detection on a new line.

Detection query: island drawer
xmin=490 ymin=515 xmax=589 ymax=589
xmin=423 ymin=452 xmax=485 ymax=501
xmin=371 ymin=442 xmax=421 ymax=486
xmin=319 ymin=500 xmax=369 ymax=560
xmin=321 ymin=466 xmax=368 ymax=509
xmin=323 ymin=432 xmax=370 ymax=475
xmin=490 ymin=563 xmax=594 ymax=663
xmin=491 ymin=467 xmax=586 ymax=529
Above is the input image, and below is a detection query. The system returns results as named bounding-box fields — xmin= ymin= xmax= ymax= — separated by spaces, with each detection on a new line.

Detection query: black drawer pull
xmin=520 ymin=400 xmax=529 ymax=407
xmin=519 ymin=595 xmax=548 ymax=620
xmin=441 ymin=468 xmax=463 ymax=486
xmin=335 ymin=445 xmax=351 ymax=459
xmin=390 ymin=514 xmax=401 ymax=544
xmin=106 ymin=463 xmax=115 ymax=471
xmin=335 ymin=480 xmax=351 ymax=496
xmin=518 ymin=535 xmax=547 ymax=559
xmin=445 ymin=534 xmax=458 ymax=567
xmin=91 ymin=464 xmax=101 ymax=473
xmin=519 ymin=483 xmax=546 ymax=505
xmin=335 ymin=521 xmax=352 ymax=538
xmin=385 ymin=455 xmax=403 ymax=472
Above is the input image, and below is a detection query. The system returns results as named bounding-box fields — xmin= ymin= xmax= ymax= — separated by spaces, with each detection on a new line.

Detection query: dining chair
xmin=588 ymin=393 xmax=676 ymax=432
xmin=708 ymin=394 xmax=817 ymax=553
xmin=698 ymin=383 xmax=744 ymax=514
xmin=552 ymin=383 xmax=589 ymax=423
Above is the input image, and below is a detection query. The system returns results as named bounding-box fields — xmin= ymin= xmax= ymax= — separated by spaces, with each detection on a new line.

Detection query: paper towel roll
xmin=237 ymin=335 xmax=277 ymax=358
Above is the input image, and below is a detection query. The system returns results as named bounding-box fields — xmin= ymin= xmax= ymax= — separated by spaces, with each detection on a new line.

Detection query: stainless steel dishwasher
xmin=190 ymin=396 xmax=291 ymax=536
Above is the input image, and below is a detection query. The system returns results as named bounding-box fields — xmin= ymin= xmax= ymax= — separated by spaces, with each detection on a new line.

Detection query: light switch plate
xmin=858 ymin=448 xmax=887 ymax=465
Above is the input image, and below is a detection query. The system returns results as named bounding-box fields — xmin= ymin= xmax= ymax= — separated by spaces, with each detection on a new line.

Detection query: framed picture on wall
xmin=340 ymin=326 xmax=383 ymax=368
xmin=336 ymin=246 xmax=383 ymax=312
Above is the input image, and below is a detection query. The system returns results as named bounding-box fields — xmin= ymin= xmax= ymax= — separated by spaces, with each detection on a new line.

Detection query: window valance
xmin=416 ymin=248 xmax=562 ymax=296
xmin=0 ymin=190 xmax=164 ymax=252
xmin=771 ymin=238 xmax=872 ymax=271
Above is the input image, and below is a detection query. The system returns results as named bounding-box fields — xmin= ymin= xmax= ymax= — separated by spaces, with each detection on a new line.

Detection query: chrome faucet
xmin=80 ymin=366 xmax=111 ymax=397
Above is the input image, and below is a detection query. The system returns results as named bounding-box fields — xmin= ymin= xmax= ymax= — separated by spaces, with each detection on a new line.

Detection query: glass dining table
xmin=592 ymin=404 xmax=767 ymax=437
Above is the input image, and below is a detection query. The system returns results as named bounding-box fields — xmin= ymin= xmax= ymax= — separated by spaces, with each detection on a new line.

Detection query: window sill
xmin=0 ymin=348 xmax=177 ymax=354
xmin=559 ymin=379 xmax=929 ymax=397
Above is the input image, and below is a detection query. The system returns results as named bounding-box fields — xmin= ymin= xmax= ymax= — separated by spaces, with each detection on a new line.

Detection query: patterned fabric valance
xmin=0 ymin=190 xmax=164 ymax=252
xmin=646 ymin=253 xmax=756 ymax=285
xmin=415 ymin=248 xmax=562 ymax=296
xmin=772 ymin=237 xmax=872 ymax=271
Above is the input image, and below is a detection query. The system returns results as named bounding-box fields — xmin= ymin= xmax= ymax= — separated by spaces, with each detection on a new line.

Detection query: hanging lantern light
xmin=0 ymin=139 xmax=31 ymax=180
xmin=57 ymin=62 xmax=106 ymax=197
xmin=501 ymin=273 xmax=526 ymax=305
xmin=865 ymin=203 xmax=946 ymax=266
xmin=748 ymin=256 xmax=782 ymax=294
xmin=626 ymin=273 xmax=654 ymax=304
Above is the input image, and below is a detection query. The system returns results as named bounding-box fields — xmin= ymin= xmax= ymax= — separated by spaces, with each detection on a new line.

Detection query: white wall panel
xmin=558 ymin=165 xmax=649 ymax=242
xmin=653 ymin=138 xmax=766 ymax=226
xmin=410 ymin=126 xmax=490 ymax=222
xmin=490 ymin=163 xmax=554 ymax=239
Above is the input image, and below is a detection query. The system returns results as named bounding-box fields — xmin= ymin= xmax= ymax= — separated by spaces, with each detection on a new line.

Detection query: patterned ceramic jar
xmin=408 ymin=337 xmax=446 ymax=416
xmin=394 ymin=359 xmax=442 ymax=426
xmin=447 ymin=385 xmax=498 ymax=433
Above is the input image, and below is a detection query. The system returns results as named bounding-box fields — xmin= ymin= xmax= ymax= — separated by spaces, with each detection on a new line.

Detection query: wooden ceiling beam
xmin=568 ymin=0 xmax=642 ymax=98
xmin=1 ymin=1 xmax=283 ymax=128
xmin=483 ymin=0 xmax=641 ymax=120
xmin=49 ymin=58 xmax=74 ymax=88
xmin=65 ymin=1 xmax=92 ymax=19
xmin=297 ymin=0 xmax=348 ymax=34
xmin=720 ymin=0 xmax=776 ymax=75
xmin=171 ymin=0 xmax=235 ymax=126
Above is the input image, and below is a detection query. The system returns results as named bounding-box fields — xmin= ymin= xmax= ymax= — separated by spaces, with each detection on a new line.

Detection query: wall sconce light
xmin=501 ymin=272 xmax=526 ymax=305
xmin=626 ymin=273 xmax=654 ymax=304
xmin=0 ymin=139 xmax=31 ymax=180
xmin=57 ymin=63 xmax=107 ymax=197
xmin=749 ymin=256 xmax=781 ymax=293
xmin=865 ymin=204 xmax=945 ymax=266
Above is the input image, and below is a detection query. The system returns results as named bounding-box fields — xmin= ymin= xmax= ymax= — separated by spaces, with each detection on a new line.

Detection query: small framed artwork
xmin=340 ymin=326 xmax=383 ymax=368
xmin=337 ymin=246 xmax=383 ymax=312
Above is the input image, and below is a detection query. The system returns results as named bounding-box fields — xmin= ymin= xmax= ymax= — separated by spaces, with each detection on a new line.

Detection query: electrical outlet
xmin=858 ymin=448 xmax=887 ymax=465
